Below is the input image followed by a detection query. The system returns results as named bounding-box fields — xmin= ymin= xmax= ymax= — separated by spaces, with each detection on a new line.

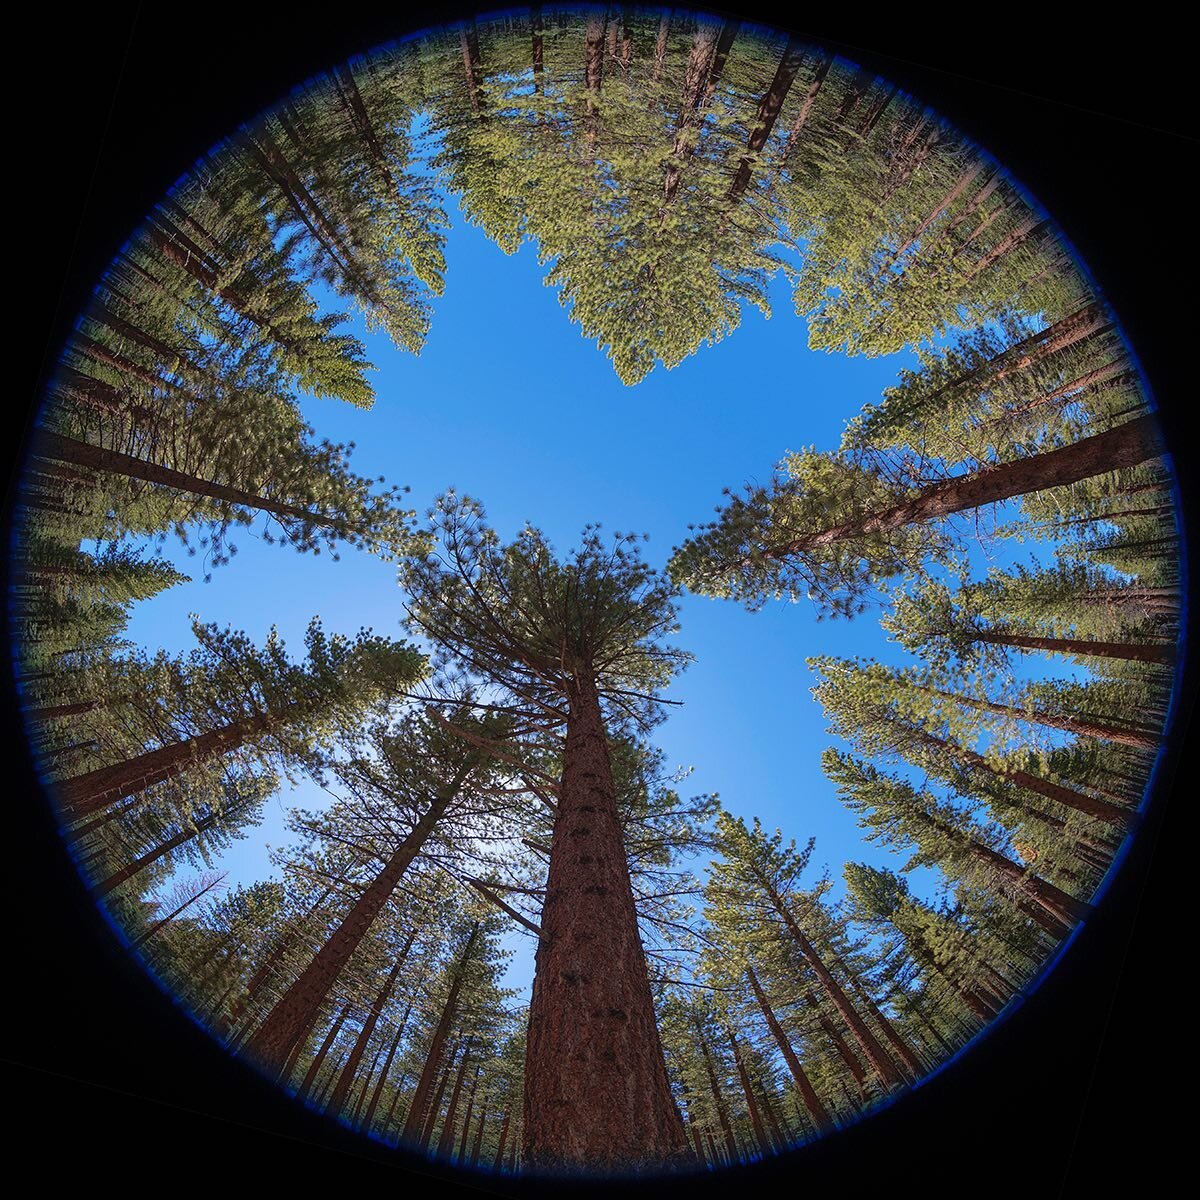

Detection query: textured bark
xmin=295 ymin=1001 xmax=352 ymax=1101
xmin=830 ymin=959 xmax=925 ymax=1079
xmin=35 ymin=430 xmax=356 ymax=533
xmin=492 ymin=1103 xmax=513 ymax=1171
xmin=728 ymin=1029 xmax=769 ymax=1153
xmin=419 ymin=1053 xmax=459 ymax=1151
xmin=754 ymin=870 xmax=904 ymax=1087
xmin=697 ymin=1026 xmax=739 ymax=1164
xmin=747 ymin=967 xmax=832 ymax=1131
xmin=973 ymin=628 xmax=1175 ymax=666
xmin=467 ymin=1084 xmax=490 ymax=1165
xmin=759 ymin=415 xmax=1164 ymax=562
xmin=325 ymin=933 xmax=414 ymax=1116
xmin=728 ymin=37 xmax=805 ymax=201
xmin=56 ymin=704 xmax=298 ymax=821
xmin=245 ymin=772 xmax=471 ymax=1077
xmin=651 ymin=11 xmax=670 ymax=80
xmin=779 ymin=56 xmax=832 ymax=163
xmin=888 ymin=162 xmax=985 ymax=264
xmin=402 ymin=926 xmax=480 ymax=1145
xmin=521 ymin=672 xmax=692 ymax=1172
xmin=436 ymin=1039 xmax=475 ymax=1158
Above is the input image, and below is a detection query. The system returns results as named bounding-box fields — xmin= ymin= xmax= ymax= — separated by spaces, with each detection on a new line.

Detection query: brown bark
xmin=521 ymin=672 xmax=692 ymax=1172
xmin=887 ymin=161 xmax=985 ymax=265
xmin=295 ymin=1000 xmax=353 ymax=1101
xmin=128 ymin=873 xmax=225 ymax=951
xmin=467 ymin=1084 xmax=490 ymax=1165
xmin=757 ymin=414 xmax=1164 ymax=563
xmin=830 ymin=959 xmax=925 ymax=1079
xmin=746 ymin=966 xmax=832 ymax=1131
xmin=974 ymin=628 xmax=1174 ymax=666
xmin=95 ymin=804 xmax=236 ymax=897
xmin=728 ymin=37 xmax=805 ymax=201
xmin=492 ymin=1103 xmax=513 ymax=1171
xmin=26 ymin=699 xmax=104 ymax=722
xmin=55 ymin=704 xmax=299 ymax=821
xmin=436 ymin=1038 xmax=476 ymax=1158
xmin=728 ymin=1029 xmax=770 ymax=1154
xmin=419 ymin=1053 xmax=459 ymax=1151
xmin=779 ymin=56 xmax=832 ymax=164
xmin=697 ymin=1026 xmax=739 ymax=1164
xmin=245 ymin=773 xmax=471 ymax=1077
xmin=651 ymin=11 xmax=670 ymax=80
xmin=805 ymin=993 xmax=870 ymax=1096
xmin=753 ymin=869 xmax=904 ymax=1088
xmin=360 ymin=997 xmax=414 ymax=1133
xmin=325 ymin=932 xmax=415 ymax=1116
xmin=34 ymin=432 xmax=357 ymax=535
xmin=402 ymin=925 xmax=481 ymax=1145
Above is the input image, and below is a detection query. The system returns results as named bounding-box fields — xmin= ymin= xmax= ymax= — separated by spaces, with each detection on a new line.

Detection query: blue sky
xmin=113 ymin=192 xmax=1071 ymax=996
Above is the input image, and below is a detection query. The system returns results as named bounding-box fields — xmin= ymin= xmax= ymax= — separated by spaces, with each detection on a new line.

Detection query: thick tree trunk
xmin=778 ymin=56 xmax=832 ymax=164
xmin=34 ymin=431 xmax=355 ymax=534
xmin=759 ymin=415 xmax=1164 ymax=562
xmin=325 ymin=933 xmax=414 ymax=1116
xmin=522 ymin=672 xmax=692 ymax=1172
xmin=245 ymin=778 xmax=469 ymax=1077
xmin=747 ymin=967 xmax=832 ymax=1131
xmin=402 ymin=926 xmax=480 ymax=1145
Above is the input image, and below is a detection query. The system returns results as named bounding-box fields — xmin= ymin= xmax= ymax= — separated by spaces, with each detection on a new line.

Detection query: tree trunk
xmin=746 ymin=966 xmax=832 ymax=1131
xmin=728 ymin=1029 xmax=770 ymax=1154
xmin=493 ymin=1103 xmax=513 ymax=1171
xmin=759 ymin=414 xmax=1164 ymax=562
xmin=522 ymin=671 xmax=692 ymax=1172
xmin=728 ymin=37 xmax=805 ymax=201
xmin=402 ymin=925 xmax=481 ymax=1145
xmin=325 ymin=932 xmax=415 ymax=1116
xmin=973 ymin=627 xmax=1174 ymax=666
xmin=757 ymin=875 xmax=905 ymax=1088
xmin=436 ymin=1039 xmax=475 ymax=1158
xmin=295 ymin=1000 xmax=352 ymax=1101
xmin=55 ymin=704 xmax=298 ymax=820
xmin=697 ymin=1026 xmax=739 ymax=1165
xmin=245 ymin=777 xmax=470 ymax=1077
xmin=360 ymin=997 xmax=413 ymax=1133
xmin=419 ymin=1053 xmax=459 ymax=1151
xmin=805 ymin=992 xmax=871 ymax=1096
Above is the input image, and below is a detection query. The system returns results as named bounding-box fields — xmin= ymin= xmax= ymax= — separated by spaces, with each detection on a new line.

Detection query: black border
xmin=8 ymin=5 xmax=1192 ymax=1194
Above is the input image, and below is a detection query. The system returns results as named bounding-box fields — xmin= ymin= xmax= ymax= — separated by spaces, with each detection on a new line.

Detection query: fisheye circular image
xmin=7 ymin=4 xmax=1185 ymax=1182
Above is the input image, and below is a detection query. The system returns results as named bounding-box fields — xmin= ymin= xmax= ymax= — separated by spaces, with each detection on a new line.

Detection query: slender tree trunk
xmin=468 ymin=1085 xmax=491 ymax=1165
xmin=34 ymin=431 xmax=356 ymax=535
xmin=531 ymin=5 xmax=543 ymax=91
xmin=747 ymin=966 xmax=832 ymax=1131
xmin=728 ymin=37 xmax=805 ymax=201
xmin=325 ymin=932 xmax=415 ymax=1116
xmin=419 ymin=1052 xmax=459 ymax=1151
xmin=402 ymin=926 xmax=481 ymax=1144
xmin=805 ymin=993 xmax=871 ymax=1096
xmin=456 ymin=1063 xmax=484 ymax=1161
xmin=96 ymin=804 xmax=241 ymax=896
xmin=492 ymin=1103 xmax=513 ymax=1171
xmin=973 ymin=627 xmax=1174 ymax=666
xmin=728 ymin=1029 xmax=770 ymax=1153
xmin=128 ymin=873 xmax=224 ymax=950
xmin=245 ymin=774 xmax=471 ymax=1077
xmin=757 ymin=875 xmax=904 ymax=1087
xmin=295 ymin=1000 xmax=352 ymax=1101
xmin=436 ymin=1039 xmax=476 ymax=1159
xmin=360 ymin=998 xmax=414 ymax=1133
xmin=757 ymin=415 xmax=1164 ymax=563
xmin=55 ymin=703 xmax=299 ymax=820
xmin=830 ymin=958 xmax=925 ymax=1078
xmin=697 ymin=1026 xmax=739 ymax=1164
xmin=522 ymin=671 xmax=692 ymax=1172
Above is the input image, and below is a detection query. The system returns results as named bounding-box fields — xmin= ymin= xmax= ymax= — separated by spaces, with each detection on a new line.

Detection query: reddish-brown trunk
xmin=295 ymin=1000 xmax=352 ymax=1101
xmin=521 ymin=672 xmax=691 ymax=1172
xmin=747 ymin=966 xmax=832 ymax=1131
xmin=436 ymin=1038 xmax=475 ymax=1158
xmin=531 ymin=6 xmax=544 ymax=91
xmin=419 ymin=1052 xmax=460 ymax=1151
xmin=697 ymin=1026 xmax=739 ymax=1164
xmin=96 ymin=804 xmax=238 ymax=897
xmin=974 ymin=628 xmax=1174 ymax=666
xmin=887 ymin=162 xmax=985 ymax=264
xmin=492 ymin=1103 xmax=513 ymax=1171
xmin=54 ymin=704 xmax=296 ymax=820
xmin=455 ymin=1062 xmax=484 ymax=1161
xmin=728 ymin=1029 xmax=770 ymax=1153
xmin=759 ymin=415 xmax=1163 ymax=563
xmin=728 ymin=37 xmax=805 ymax=201
xmin=402 ymin=925 xmax=481 ymax=1144
xmin=245 ymin=779 xmax=468 ymax=1078
xmin=756 ymin=873 xmax=904 ymax=1088
xmin=36 ymin=430 xmax=355 ymax=534
xmin=806 ymin=993 xmax=871 ymax=1095
xmin=779 ymin=56 xmax=832 ymax=163
xmin=325 ymin=933 xmax=414 ymax=1116
xmin=360 ymin=997 xmax=414 ymax=1133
